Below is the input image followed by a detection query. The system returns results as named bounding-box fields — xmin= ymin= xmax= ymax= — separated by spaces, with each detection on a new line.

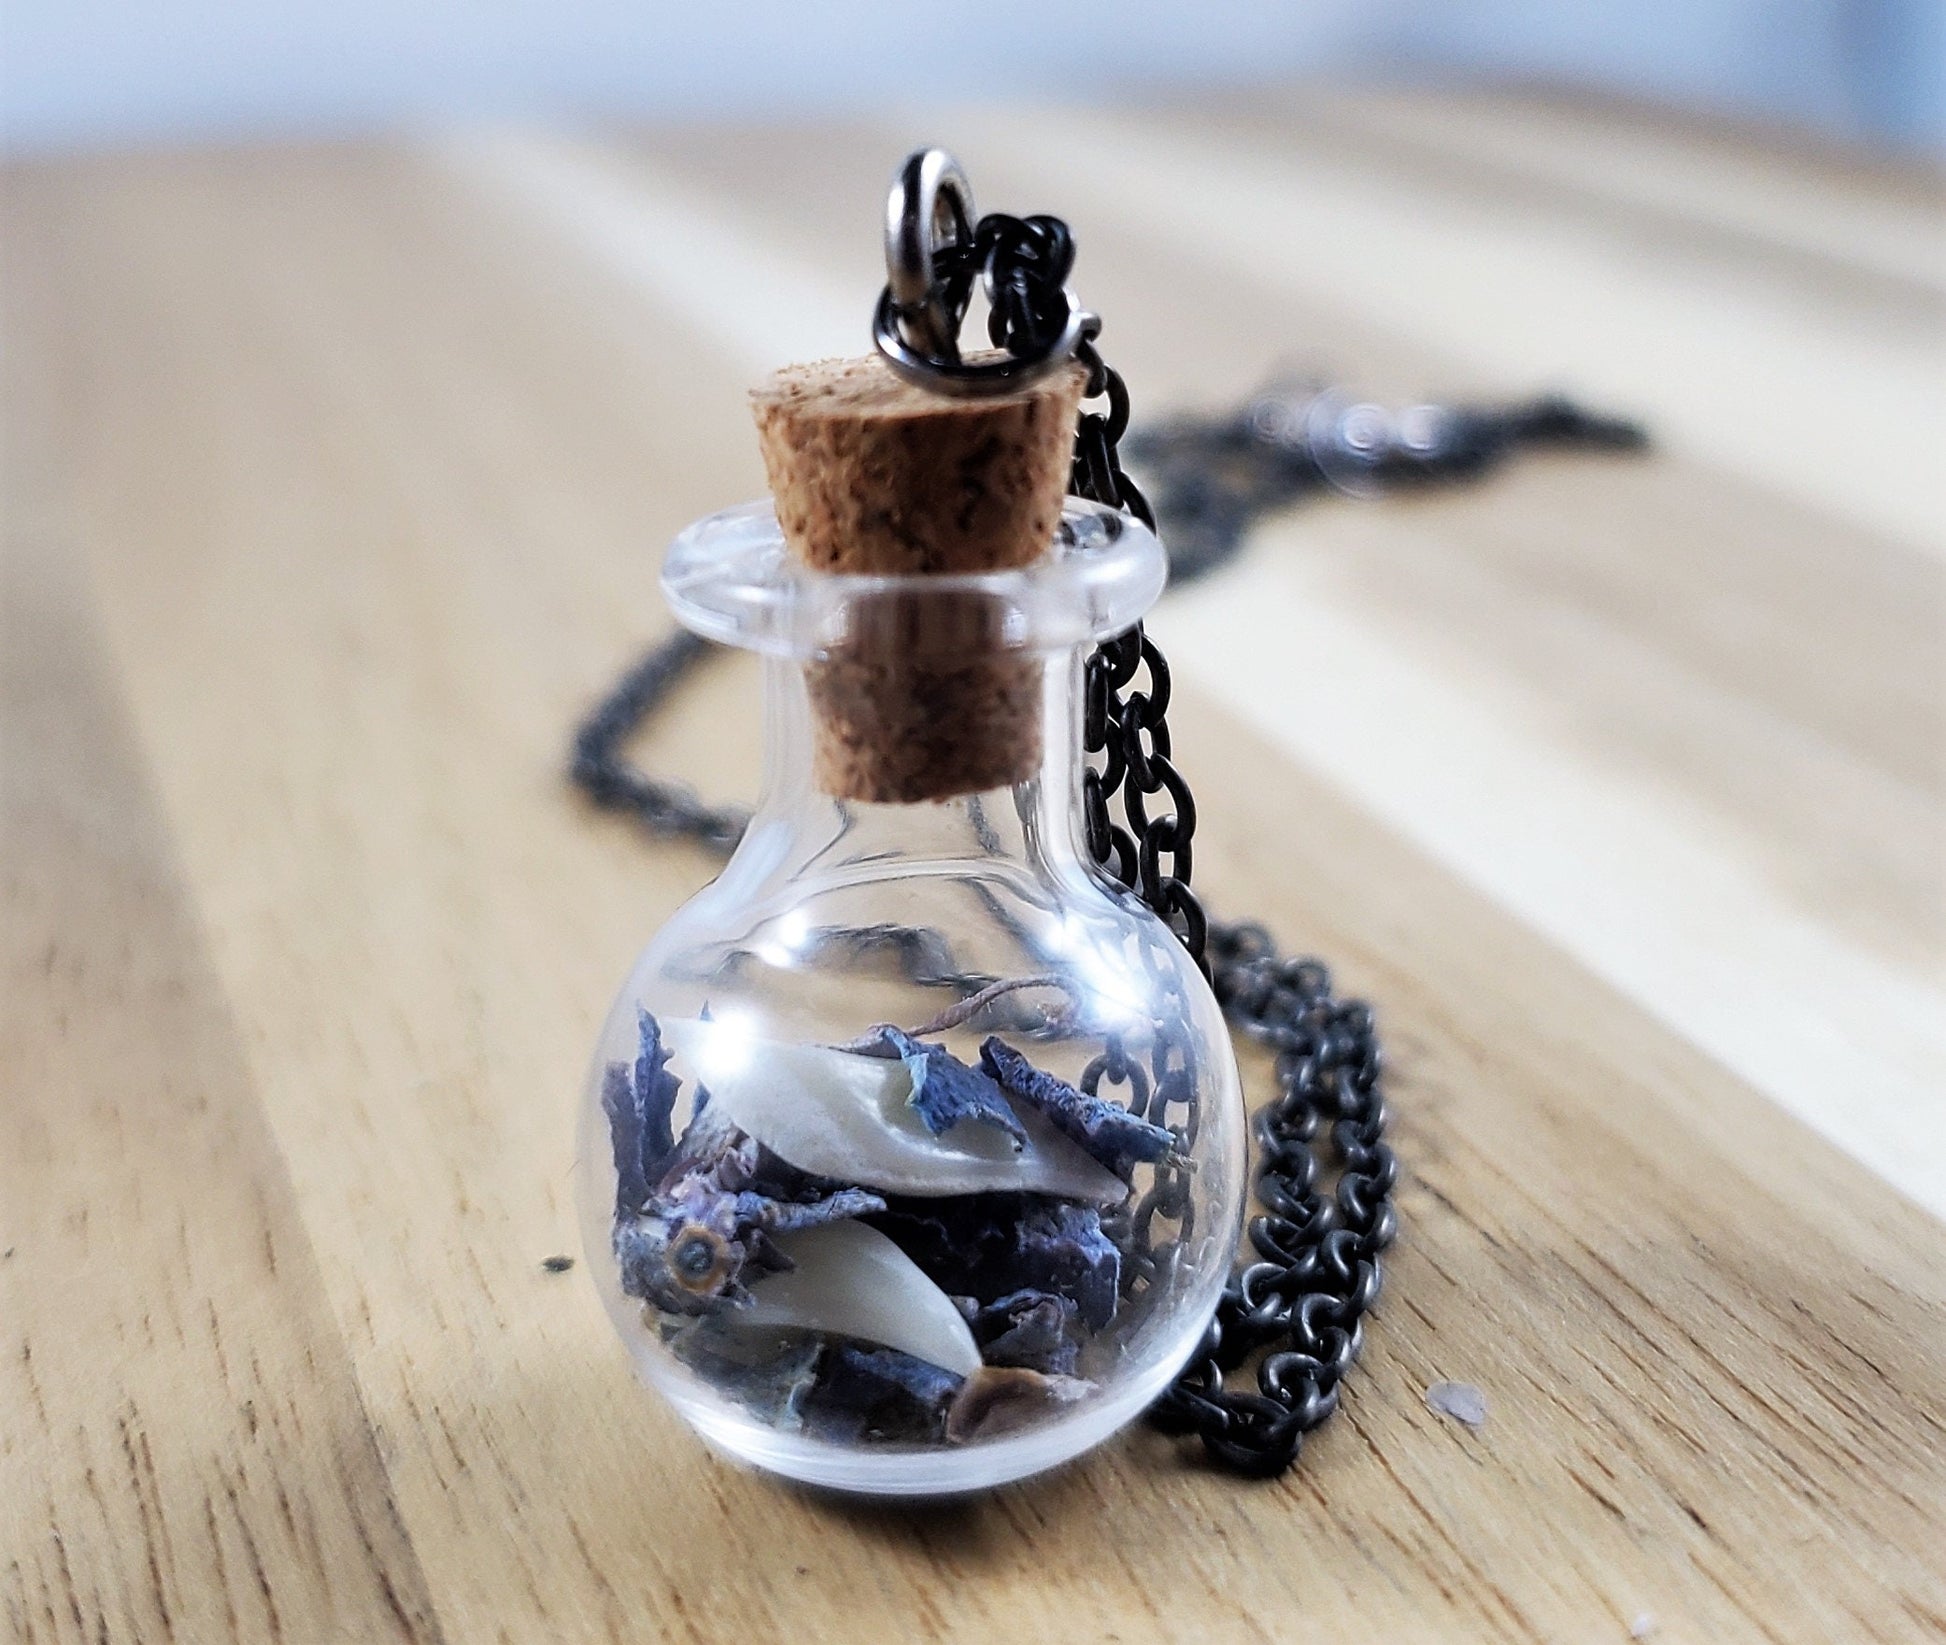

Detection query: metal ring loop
xmin=884 ymin=148 xmax=975 ymax=361
xmin=875 ymin=146 xmax=1090 ymax=396
xmin=874 ymin=288 xmax=1090 ymax=395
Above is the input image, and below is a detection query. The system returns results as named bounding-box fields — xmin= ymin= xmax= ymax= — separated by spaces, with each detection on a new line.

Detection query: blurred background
xmin=5 ymin=0 xmax=1943 ymax=157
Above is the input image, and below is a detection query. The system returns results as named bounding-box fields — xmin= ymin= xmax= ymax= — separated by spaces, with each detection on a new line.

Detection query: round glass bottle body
xmin=577 ymin=501 xmax=1246 ymax=1493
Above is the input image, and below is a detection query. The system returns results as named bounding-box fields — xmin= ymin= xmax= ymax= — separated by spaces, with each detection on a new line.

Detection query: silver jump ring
xmin=884 ymin=148 xmax=975 ymax=362
xmin=876 ymin=145 xmax=1090 ymax=396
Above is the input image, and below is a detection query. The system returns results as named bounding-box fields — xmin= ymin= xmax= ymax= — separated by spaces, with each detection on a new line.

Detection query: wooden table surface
xmin=5 ymin=90 xmax=1943 ymax=1644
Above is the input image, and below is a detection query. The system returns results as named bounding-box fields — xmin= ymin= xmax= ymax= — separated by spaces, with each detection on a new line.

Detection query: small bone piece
xmin=735 ymin=1220 xmax=983 ymax=1379
xmin=661 ymin=1017 xmax=1128 ymax=1203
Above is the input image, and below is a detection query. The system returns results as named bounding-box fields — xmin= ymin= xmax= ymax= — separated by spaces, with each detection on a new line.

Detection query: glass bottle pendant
xmin=576 ymin=496 xmax=1247 ymax=1493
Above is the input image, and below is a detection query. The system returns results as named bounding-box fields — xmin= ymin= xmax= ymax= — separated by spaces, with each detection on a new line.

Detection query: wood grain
xmin=3 ymin=94 xmax=1943 ymax=1645
xmin=1 ymin=536 xmax=443 ymax=1643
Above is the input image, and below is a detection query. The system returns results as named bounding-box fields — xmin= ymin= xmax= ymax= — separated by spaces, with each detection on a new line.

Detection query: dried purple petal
xmin=869 ymin=1194 xmax=1121 ymax=1331
xmin=735 ymin=1186 xmax=891 ymax=1235
xmin=634 ymin=1008 xmax=678 ymax=1157
xmin=671 ymin=1325 xmax=824 ymax=1431
xmin=1012 ymin=1202 xmax=1121 ymax=1330
xmin=857 ymin=1027 xmax=1026 ymax=1147
xmin=602 ymin=1007 xmax=684 ymax=1218
xmin=613 ymin=1112 xmax=752 ymax=1313
xmin=615 ymin=1104 xmax=888 ymax=1316
xmin=799 ymin=1345 xmax=964 ymax=1445
xmin=979 ymin=1037 xmax=1173 ymax=1179
xmin=971 ymin=1289 xmax=1082 ymax=1376
xmin=601 ymin=1062 xmax=647 ymax=1217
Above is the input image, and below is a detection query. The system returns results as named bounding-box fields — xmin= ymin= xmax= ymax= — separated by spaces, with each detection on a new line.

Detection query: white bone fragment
xmin=662 ymin=1017 xmax=1126 ymax=1202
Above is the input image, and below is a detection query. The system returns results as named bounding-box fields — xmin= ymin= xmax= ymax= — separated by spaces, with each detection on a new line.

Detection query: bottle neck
xmin=722 ymin=649 xmax=1095 ymax=896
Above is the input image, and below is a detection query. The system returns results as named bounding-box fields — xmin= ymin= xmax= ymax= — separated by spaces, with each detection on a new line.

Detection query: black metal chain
xmin=981 ymin=222 xmax=1395 ymax=1477
xmin=570 ymin=629 xmax=750 ymax=852
xmin=1147 ymin=929 xmax=1395 ymax=1474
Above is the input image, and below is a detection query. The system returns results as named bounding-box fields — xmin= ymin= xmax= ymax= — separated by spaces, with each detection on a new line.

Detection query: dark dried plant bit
xmin=969 ymin=1289 xmax=1083 ymax=1376
xmin=800 ymin=1345 xmax=965 ymax=1445
xmin=617 ymin=1169 xmax=891 ymax=1316
xmin=869 ymin=1194 xmax=1121 ymax=1331
xmin=895 ymin=972 xmax=1076 ymax=1037
xmin=856 ymin=1025 xmax=1026 ymax=1146
xmin=737 ymin=1185 xmax=888 ymax=1235
xmin=673 ymin=1326 xmax=826 ymax=1430
xmin=979 ymin=1037 xmax=1175 ymax=1179
xmin=601 ymin=1064 xmax=647 ymax=1217
xmin=609 ymin=1039 xmax=891 ymax=1316
xmin=603 ymin=1006 xmax=684 ymax=1218
xmin=1012 ymin=1201 xmax=1121 ymax=1330
xmin=614 ymin=1117 xmax=757 ymax=1314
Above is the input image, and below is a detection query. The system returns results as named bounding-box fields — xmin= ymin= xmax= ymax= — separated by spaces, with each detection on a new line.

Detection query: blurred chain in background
xmin=1128 ymin=382 xmax=1647 ymax=585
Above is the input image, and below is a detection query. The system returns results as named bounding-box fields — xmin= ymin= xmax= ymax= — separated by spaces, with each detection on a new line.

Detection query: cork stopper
xmin=752 ymin=353 xmax=1086 ymax=803
xmin=754 ymin=353 xmax=1086 ymax=575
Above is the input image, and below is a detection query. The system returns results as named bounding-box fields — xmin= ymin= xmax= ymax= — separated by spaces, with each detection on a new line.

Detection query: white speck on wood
xmin=1425 ymin=1380 xmax=1488 ymax=1428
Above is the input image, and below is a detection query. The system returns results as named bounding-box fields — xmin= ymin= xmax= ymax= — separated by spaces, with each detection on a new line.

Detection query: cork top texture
xmin=752 ymin=353 xmax=1087 ymax=576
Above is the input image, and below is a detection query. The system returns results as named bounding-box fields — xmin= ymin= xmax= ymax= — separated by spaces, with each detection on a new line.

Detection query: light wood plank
xmin=0 ymin=521 xmax=445 ymax=1641
xmin=1237 ymin=86 xmax=1946 ymax=297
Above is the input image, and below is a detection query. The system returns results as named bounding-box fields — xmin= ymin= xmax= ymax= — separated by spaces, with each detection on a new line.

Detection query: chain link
xmin=1126 ymin=381 xmax=1646 ymax=585
xmin=569 ymin=629 xmax=750 ymax=852
xmin=1047 ymin=259 xmax=1392 ymax=1475
xmin=1148 ymin=927 xmax=1396 ymax=1474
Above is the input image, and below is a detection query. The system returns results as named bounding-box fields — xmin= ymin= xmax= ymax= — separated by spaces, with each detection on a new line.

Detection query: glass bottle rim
xmin=661 ymin=497 xmax=1166 ymax=659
